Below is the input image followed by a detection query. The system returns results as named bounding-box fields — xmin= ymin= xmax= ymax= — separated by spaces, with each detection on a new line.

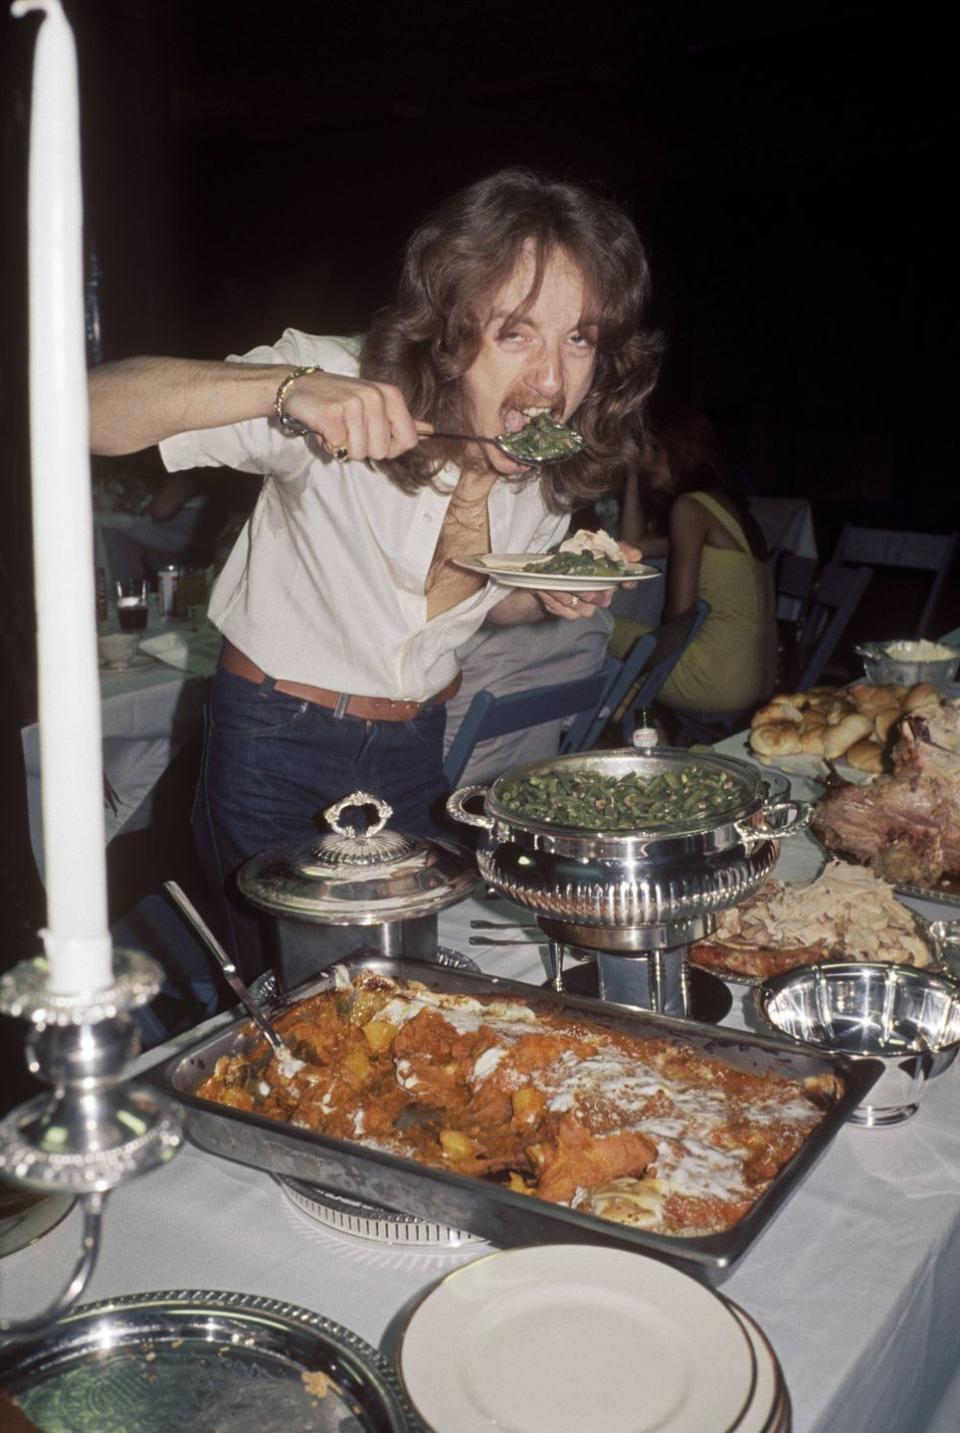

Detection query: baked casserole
xmin=196 ymin=970 xmax=840 ymax=1238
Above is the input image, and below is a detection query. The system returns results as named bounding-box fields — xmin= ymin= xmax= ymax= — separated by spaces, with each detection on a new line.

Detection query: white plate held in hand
xmin=455 ymin=553 xmax=658 ymax=592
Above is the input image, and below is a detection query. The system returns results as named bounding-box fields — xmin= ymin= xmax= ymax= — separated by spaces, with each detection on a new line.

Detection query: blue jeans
xmin=192 ymin=667 xmax=451 ymax=983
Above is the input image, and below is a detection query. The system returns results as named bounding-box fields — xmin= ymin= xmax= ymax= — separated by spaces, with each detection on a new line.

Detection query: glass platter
xmin=454 ymin=553 xmax=658 ymax=591
xmin=0 ymin=1290 xmax=416 ymax=1433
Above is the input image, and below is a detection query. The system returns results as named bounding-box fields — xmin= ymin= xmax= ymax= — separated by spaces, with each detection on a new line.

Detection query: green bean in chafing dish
xmin=497 ymin=765 xmax=743 ymax=829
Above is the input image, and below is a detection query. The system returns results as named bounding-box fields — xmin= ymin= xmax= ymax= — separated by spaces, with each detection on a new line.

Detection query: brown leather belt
xmin=220 ymin=640 xmax=461 ymax=722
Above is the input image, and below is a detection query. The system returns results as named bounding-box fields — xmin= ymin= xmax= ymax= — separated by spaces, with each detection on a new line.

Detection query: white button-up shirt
xmin=160 ymin=331 xmax=569 ymax=700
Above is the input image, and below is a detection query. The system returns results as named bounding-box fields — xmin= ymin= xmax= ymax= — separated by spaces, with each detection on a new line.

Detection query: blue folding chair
xmin=783 ymin=558 xmax=873 ymax=688
xmin=580 ymin=600 xmax=710 ymax=748
xmin=442 ymin=655 xmax=623 ymax=788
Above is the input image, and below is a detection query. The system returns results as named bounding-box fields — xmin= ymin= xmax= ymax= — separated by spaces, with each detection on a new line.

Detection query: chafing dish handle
xmin=446 ymin=786 xmax=495 ymax=830
xmin=735 ymin=799 xmax=813 ymax=851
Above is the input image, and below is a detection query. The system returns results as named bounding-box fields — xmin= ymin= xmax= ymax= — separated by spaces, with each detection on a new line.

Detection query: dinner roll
xmin=799 ymin=727 xmax=827 ymax=755
xmin=848 ymin=683 xmax=903 ymax=717
xmin=826 ymin=699 xmax=856 ymax=725
xmin=873 ymin=706 xmax=902 ymax=744
xmin=822 ymin=712 xmax=872 ymax=760
xmin=800 ymin=707 xmax=828 ymax=731
xmin=750 ymin=722 xmax=803 ymax=757
xmin=903 ymin=682 xmax=940 ymax=712
xmin=775 ymin=692 xmax=811 ymax=709
xmin=752 ymin=701 xmax=803 ymax=727
xmin=846 ymin=737 xmax=884 ymax=774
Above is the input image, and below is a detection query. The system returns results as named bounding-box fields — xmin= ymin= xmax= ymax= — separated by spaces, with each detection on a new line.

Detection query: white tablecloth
xmin=749 ymin=496 xmax=817 ymax=564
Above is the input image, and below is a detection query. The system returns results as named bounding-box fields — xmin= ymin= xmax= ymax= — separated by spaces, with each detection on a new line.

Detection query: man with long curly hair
xmin=89 ymin=167 xmax=660 ymax=979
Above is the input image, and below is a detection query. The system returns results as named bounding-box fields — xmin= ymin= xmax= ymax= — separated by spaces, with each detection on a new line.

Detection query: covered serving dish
xmin=447 ymin=749 xmax=812 ymax=951
xmin=238 ymin=792 xmax=478 ymax=990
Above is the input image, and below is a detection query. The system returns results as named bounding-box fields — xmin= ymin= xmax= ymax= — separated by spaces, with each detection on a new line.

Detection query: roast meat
xmin=811 ymin=700 xmax=960 ymax=885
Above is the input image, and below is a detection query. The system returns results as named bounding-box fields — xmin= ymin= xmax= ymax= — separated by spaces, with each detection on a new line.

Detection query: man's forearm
xmin=485 ymin=589 xmax=548 ymax=625
xmin=88 ymin=356 xmax=285 ymax=456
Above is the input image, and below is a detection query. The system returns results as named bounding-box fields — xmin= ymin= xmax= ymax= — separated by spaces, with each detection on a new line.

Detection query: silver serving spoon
xmin=420 ymin=424 xmax=584 ymax=467
xmin=163 ymin=881 xmax=305 ymax=1075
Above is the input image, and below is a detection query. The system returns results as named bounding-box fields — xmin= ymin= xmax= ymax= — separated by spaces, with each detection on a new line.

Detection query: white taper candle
xmin=14 ymin=0 xmax=113 ymax=991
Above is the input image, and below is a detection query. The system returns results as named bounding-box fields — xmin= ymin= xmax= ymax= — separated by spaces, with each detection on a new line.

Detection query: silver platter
xmin=0 ymin=1289 xmax=417 ymax=1432
xmin=279 ymin=1176 xmax=490 ymax=1250
xmin=688 ymin=896 xmax=953 ymax=987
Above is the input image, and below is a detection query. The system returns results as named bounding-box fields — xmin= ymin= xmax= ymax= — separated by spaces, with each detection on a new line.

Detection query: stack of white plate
xmin=396 ymin=1245 xmax=789 ymax=1433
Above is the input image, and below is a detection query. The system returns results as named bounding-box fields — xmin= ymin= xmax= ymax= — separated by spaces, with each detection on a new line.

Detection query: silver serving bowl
xmin=755 ymin=962 xmax=960 ymax=1126
xmin=855 ymin=640 xmax=960 ymax=691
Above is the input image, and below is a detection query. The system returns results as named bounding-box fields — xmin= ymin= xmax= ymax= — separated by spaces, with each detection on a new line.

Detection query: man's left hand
xmin=537 ymin=539 xmax=643 ymax=619
xmin=537 ymin=588 xmax=614 ymax=620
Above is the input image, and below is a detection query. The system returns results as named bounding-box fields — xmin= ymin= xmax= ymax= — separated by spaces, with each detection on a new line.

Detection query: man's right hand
xmin=283 ymin=370 xmax=421 ymax=461
xmin=88 ymin=356 xmax=426 ymax=460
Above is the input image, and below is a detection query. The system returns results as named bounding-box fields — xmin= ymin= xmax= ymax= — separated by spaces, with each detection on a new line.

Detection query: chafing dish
xmin=447 ymin=749 xmax=812 ymax=952
xmin=238 ymin=792 xmax=478 ymax=990
xmin=755 ymin=961 xmax=960 ymax=1126
xmin=149 ymin=956 xmax=880 ymax=1284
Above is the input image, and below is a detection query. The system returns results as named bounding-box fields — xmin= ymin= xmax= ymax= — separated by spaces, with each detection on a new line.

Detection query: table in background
xmin=748 ymin=496 xmax=817 ymax=563
xmin=4 ymin=732 xmax=960 ymax=1433
xmin=20 ymin=621 xmax=219 ymax=879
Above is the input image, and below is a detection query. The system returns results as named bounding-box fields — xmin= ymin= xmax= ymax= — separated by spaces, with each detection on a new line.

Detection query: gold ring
xmin=333 ymin=446 xmax=349 ymax=462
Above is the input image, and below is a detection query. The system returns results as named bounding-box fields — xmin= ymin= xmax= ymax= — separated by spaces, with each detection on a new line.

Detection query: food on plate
xmin=496 ymin=762 xmax=742 ymax=828
xmin=689 ymin=860 xmax=932 ymax=979
xmin=748 ymin=680 xmax=942 ymax=768
xmin=300 ymin=1370 xmax=333 ymax=1399
xmin=195 ymin=970 xmax=839 ymax=1237
xmin=811 ymin=701 xmax=960 ymax=886
xmin=524 ymin=526 xmax=627 ymax=577
xmin=498 ymin=410 xmax=585 ymax=463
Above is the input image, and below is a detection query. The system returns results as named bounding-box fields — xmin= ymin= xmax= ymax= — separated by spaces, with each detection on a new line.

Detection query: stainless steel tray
xmin=150 ymin=958 xmax=881 ymax=1285
xmin=0 ymin=1289 xmax=416 ymax=1432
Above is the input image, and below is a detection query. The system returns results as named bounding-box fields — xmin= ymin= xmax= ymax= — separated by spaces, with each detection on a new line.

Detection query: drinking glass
xmin=116 ymin=578 xmax=149 ymax=633
xmin=178 ymin=565 xmax=210 ymax=631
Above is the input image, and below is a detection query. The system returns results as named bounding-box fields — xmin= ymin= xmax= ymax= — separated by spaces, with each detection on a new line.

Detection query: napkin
xmin=139 ymin=623 xmax=221 ymax=676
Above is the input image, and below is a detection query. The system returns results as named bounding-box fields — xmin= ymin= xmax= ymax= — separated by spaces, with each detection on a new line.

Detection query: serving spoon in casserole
xmin=163 ymin=881 xmax=306 ymax=1077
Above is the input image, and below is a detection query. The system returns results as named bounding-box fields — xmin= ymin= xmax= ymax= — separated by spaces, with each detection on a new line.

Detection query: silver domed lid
xmin=237 ymin=791 xmax=479 ymax=926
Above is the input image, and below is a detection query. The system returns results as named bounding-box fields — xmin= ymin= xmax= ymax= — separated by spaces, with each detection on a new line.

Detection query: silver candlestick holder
xmin=0 ymin=949 xmax=183 ymax=1335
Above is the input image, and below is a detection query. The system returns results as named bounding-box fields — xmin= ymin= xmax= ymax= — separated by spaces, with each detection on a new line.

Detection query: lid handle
xmin=323 ymin=791 xmax=393 ymax=839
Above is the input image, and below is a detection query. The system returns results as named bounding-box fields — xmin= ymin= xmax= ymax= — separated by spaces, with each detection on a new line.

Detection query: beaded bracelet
xmin=274 ymin=364 xmax=321 ymax=436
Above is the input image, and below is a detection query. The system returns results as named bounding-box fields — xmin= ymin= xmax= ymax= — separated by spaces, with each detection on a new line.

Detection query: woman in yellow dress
xmin=613 ymin=404 xmax=777 ymax=719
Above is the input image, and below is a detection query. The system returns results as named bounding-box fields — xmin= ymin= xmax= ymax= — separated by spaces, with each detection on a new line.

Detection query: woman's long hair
xmin=641 ymin=403 xmax=768 ymax=561
xmin=360 ymin=168 xmax=662 ymax=511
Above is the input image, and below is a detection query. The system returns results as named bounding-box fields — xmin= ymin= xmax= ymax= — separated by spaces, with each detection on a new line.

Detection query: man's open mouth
xmin=500 ymin=403 xmax=563 ymax=436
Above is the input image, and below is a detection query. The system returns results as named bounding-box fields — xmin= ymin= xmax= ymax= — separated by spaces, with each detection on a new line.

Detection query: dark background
xmin=3 ymin=0 xmax=956 ymax=519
